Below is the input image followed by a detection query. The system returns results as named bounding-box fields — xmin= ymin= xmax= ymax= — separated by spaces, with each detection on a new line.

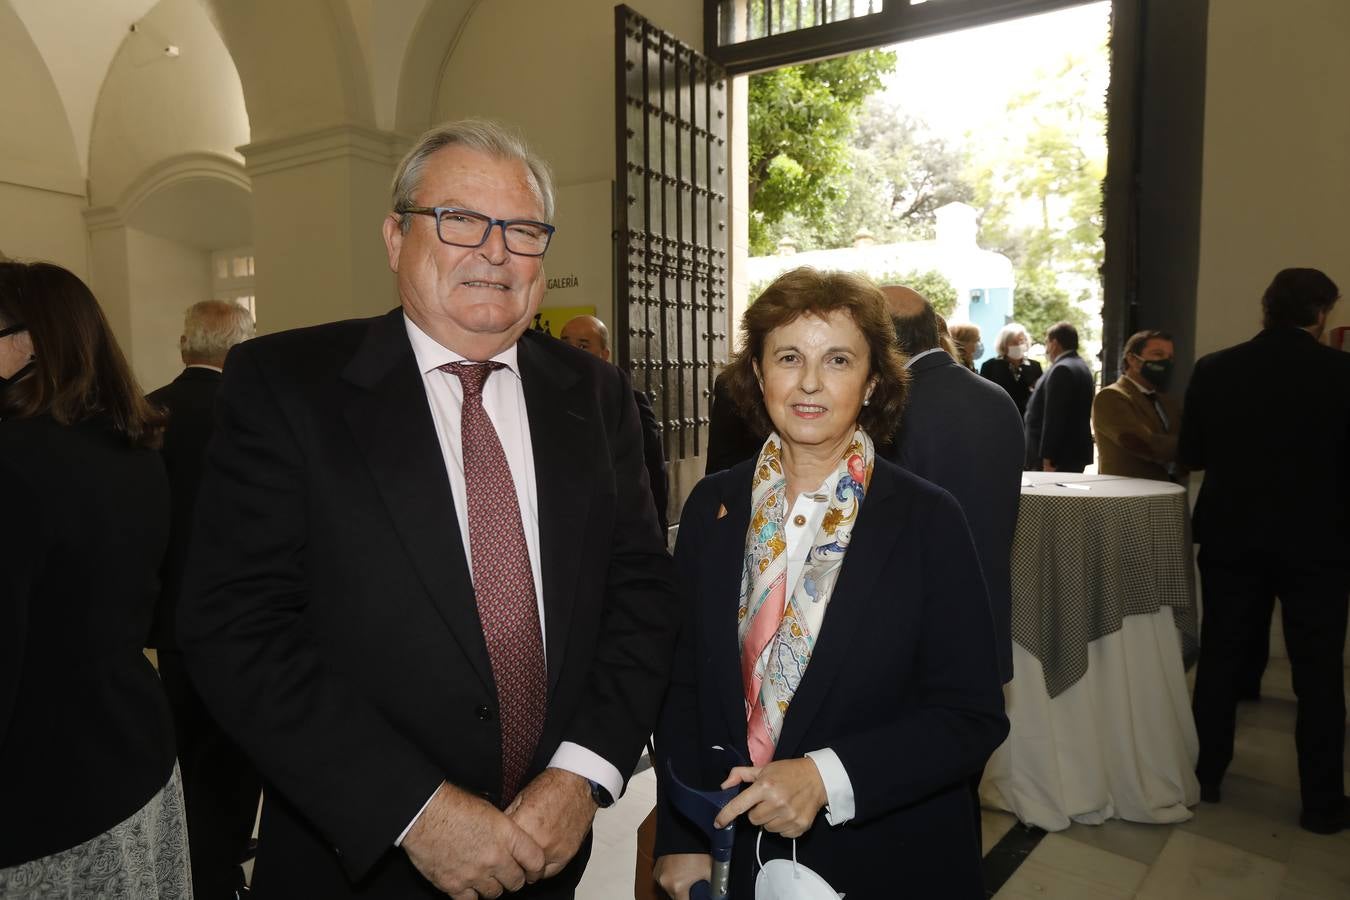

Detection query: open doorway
xmin=737 ymin=2 xmax=1110 ymax=383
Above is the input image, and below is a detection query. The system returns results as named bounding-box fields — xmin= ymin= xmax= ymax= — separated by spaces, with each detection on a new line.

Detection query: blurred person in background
xmin=0 ymin=261 xmax=189 ymax=896
xmin=149 ymin=298 xmax=258 ymax=900
xmin=980 ymin=323 xmax=1042 ymax=417
xmin=947 ymin=322 xmax=981 ymax=371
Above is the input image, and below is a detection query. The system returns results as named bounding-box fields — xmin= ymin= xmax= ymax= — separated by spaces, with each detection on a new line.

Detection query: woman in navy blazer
xmin=0 ymin=262 xmax=187 ymax=895
xmin=654 ymin=269 xmax=1008 ymax=899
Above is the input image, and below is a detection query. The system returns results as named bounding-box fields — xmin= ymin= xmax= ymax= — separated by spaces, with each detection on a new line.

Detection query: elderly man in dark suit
xmin=179 ymin=120 xmax=679 ymax=899
xmin=559 ymin=313 xmax=668 ymax=529
xmin=1182 ymin=267 xmax=1350 ymax=834
xmin=1023 ymin=321 xmax=1095 ymax=472
xmin=148 ymin=299 xmax=257 ymax=900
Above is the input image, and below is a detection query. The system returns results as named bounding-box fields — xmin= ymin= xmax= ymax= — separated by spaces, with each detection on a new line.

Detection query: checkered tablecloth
xmin=1011 ymin=473 xmax=1197 ymax=698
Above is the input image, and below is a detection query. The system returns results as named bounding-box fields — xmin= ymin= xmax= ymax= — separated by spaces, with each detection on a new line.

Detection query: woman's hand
xmin=654 ymin=852 xmax=712 ymax=900
xmin=712 ymin=758 xmax=827 ymax=838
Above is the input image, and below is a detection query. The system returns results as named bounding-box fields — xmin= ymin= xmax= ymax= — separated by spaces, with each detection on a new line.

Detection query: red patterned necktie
xmin=441 ymin=361 xmax=546 ymax=805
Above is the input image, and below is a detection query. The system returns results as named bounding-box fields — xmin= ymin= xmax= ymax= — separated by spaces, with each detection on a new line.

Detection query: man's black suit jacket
xmin=632 ymin=388 xmax=669 ymax=529
xmin=1180 ymin=327 xmax=1350 ymax=561
xmin=1024 ymin=350 xmax=1094 ymax=470
xmin=654 ymin=457 xmax=1008 ymax=899
xmin=147 ymin=366 xmax=221 ymax=651
xmin=178 ymin=311 xmax=680 ymax=898
xmin=889 ymin=351 xmax=1024 ymax=682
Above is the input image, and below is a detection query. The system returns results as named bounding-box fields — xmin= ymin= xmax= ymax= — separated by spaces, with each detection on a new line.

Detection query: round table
xmin=981 ymin=472 xmax=1200 ymax=831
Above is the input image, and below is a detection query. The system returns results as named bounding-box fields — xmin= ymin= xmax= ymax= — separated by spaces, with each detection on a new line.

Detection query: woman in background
xmin=947 ymin=321 xmax=982 ymax=371
xmin=0 ymin=261 xmax=189 ymax=897
xmin=980 ymin=322 xmax=1043 ymax=416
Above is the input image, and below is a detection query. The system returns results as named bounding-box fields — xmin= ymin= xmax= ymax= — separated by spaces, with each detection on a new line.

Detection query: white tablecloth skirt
xmin=980 ymin=608 xmax=1200 ymax=830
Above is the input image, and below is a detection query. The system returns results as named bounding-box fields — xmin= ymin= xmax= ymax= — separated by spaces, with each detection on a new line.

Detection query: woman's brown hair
xmin=723 ymin=267 xmax=908 ymax=445
xmin=0 ymin=261 xmax=165 ymax=448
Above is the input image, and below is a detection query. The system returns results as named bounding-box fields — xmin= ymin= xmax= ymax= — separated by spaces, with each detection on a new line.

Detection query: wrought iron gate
xmin=615 ymin=5 xmax=729 ymax=463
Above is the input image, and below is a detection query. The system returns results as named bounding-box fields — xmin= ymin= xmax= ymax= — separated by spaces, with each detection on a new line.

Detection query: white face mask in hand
xmin=755 ymin=831 xmax=844 ymax=900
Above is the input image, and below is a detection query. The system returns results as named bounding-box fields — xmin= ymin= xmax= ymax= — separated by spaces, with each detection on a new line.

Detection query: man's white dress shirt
xmin=397 ymin=315 xmax=621 ymax=844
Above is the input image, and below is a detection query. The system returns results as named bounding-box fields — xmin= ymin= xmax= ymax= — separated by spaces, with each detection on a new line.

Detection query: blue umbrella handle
xmin=689 ymin=880 xmax=714 ymax=900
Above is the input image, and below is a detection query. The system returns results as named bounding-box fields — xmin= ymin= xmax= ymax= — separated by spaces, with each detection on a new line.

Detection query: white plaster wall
xmin=88 ymin=0 xmax=249 ymax=208
xmin=434 ymin=0 xmax=701 ymax=189
xmin=1195 ymin=0 xmax=1350 ymax=355
xmin=345 ymin=0 xmax=426 ymax=131
xmin=0 ymin=183 xmax=90 ymax=279
xmin=0 ymin=0 xmax=88 ymax=272
xmin=125 ymin=226 xmax=213 ymax=391
xmin=0 ymin=0 xmax=84 ymax=194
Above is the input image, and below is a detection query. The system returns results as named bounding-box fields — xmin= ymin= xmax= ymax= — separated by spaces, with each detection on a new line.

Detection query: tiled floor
xmin=579 ymin=697 xmax=1350 ymax=899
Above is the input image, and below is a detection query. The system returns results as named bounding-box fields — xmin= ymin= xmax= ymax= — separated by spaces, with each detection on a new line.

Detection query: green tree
xmin=874 ymin=269 xmax=958 ymax=319
xmin=974 ymin=51 xmax=1107 ymax=339
xmin=748 ymin=50 xmax=896 ymax=255
xmin=1013 ymin=267 xmax=1091 ymax=349
xmin=758 ymin=99 xmax=974 ymax=253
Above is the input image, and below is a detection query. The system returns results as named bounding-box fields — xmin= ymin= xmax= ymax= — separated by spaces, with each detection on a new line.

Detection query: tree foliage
xmin=973 ymin=52 xmax=1106 ymax=333
xmin=874 ymin=269 xmax=958 ymax=319
xmin=1011 ymin=267 xmax=1092 ymax=349
xmin=748 ymin=50 xmax=896 ymax=255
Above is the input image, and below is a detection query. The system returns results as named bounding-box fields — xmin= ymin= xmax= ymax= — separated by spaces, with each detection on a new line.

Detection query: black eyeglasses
xmin=396 ymin=206 xmax=555 ymax=257
xmin=0 ymin=323 xmax=25 ymax=338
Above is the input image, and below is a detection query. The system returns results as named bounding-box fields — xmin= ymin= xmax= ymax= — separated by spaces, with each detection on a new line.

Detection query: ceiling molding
xmin=117 ymin=151 xmax=249 ymax=220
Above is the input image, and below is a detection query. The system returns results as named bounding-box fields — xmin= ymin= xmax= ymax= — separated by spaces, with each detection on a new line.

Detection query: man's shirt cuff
xmin=804 ymin=748 xmax=855 ymax=826
xmin=549 ymin=741 xmax=624 ymax=802
xmin=395 ymin=786 xmax=440 ymax=847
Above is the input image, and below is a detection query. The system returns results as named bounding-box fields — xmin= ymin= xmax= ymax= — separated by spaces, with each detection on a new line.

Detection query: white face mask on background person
xmin=1006 ymin=342 xmax=1027 ymax=361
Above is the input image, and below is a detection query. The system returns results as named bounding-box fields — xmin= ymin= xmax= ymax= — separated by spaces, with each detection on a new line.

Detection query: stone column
xmin=239 ymin=124 xmax=408 ymax=334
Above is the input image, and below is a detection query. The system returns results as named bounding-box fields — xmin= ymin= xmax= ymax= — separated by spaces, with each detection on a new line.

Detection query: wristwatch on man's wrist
xmin=586 ymin=778 xmax=614 ymax=808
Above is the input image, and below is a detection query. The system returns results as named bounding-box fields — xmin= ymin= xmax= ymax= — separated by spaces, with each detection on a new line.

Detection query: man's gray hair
xmin=182 ymin=299 xmax=254 ymax=362
xmin=391 ymin=119 xmax=555 ymax=233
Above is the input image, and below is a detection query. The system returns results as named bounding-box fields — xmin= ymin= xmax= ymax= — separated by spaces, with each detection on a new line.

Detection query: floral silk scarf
xmin=738 ymin=427 xmax=874 ymax=766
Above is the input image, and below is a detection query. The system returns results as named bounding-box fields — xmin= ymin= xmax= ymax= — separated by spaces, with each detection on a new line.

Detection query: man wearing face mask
xmin=1091 ymin=330 xmax=1183 ymax=481
xmin=1182 ymin=267 xmax=1350 ymax=834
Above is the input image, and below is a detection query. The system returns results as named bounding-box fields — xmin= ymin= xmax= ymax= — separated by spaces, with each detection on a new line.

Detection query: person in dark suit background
xmin=1182 ymin=267 xmax=1350 ymax=834
xmin=178 ymin=120 xmax=679 ymax=898
xmin=980 ymin=322 xmax=1043 ymax=416
xmin=0 ymin=261 xmax=188 ymax=894
xmin=148 ymin=299 xmax=258 ymax=900
xmin=884 ymin=285 xmax=1024 ymax=851
xmin=654 ymin=268 xmax=1007 ymax=900
xmin=1023 ymin=321 xmax=1094 ymax=472
xmin=559 ymin=313 xmax=668 ymax=529
xmin=885 ymin=285 xmax=1023 ymax=686
xmin=705 ymin=366 xmax=764 ymax=474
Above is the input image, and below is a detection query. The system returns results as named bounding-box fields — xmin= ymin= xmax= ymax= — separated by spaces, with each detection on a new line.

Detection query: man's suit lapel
xmin=341 ymin=310 xmax=495 ymax=694
xmin=774 ymin=463 xmax=903 ymax=760
xmin=517 ymin=333 xmax=591 ymax=696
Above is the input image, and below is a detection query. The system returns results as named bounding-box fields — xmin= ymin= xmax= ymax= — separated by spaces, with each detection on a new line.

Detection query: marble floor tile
xmin=1135 ymin=831 xmax=1286 ymax=900
xmin=993 ymin=832 xmax=1148 ymax=899
xmin=1281 ymin=838 xmax=1350 ymax=898
xmin=982 ymin=808 xmax=1019 ymax=853
xmin=1178 ymin=796 xmax=1301 ymax=863
xmin=1058 ymin=816 xmax=1173 ymax=866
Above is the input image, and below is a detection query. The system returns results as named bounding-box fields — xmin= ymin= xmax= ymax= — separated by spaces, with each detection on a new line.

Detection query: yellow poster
xmin=532 ymin=305 xmax=597 ymax=338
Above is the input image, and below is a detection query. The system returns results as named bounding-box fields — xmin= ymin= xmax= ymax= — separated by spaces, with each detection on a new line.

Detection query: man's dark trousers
xmin=1193 ymin=546 xmax=1349 ymax=817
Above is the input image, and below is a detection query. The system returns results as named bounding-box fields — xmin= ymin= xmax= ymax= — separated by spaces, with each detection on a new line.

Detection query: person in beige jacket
xmin=1092 ymin=329 xmax=1183 ymax=481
